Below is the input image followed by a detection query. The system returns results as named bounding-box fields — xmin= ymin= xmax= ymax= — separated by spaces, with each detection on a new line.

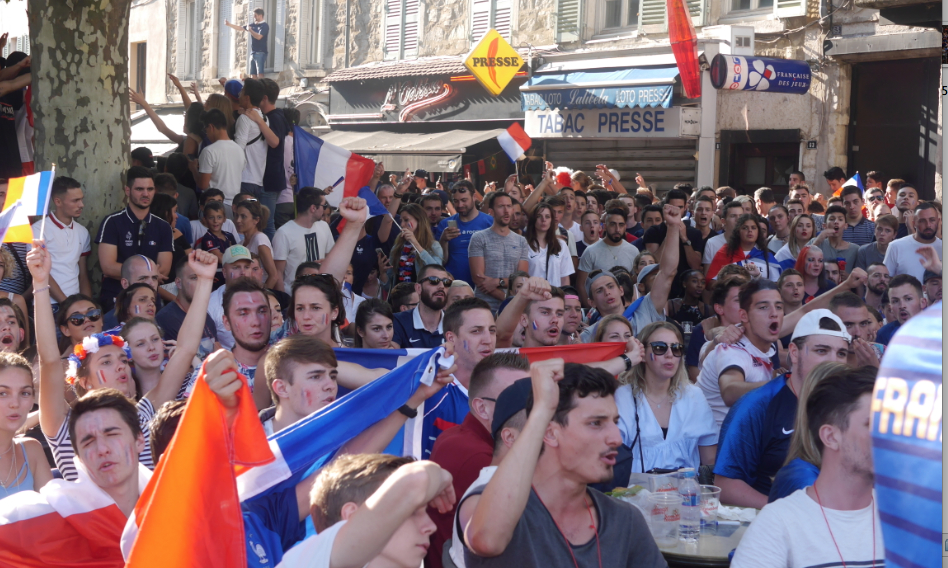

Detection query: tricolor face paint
xmin=532 ymin=320 xmax=538 ymax=331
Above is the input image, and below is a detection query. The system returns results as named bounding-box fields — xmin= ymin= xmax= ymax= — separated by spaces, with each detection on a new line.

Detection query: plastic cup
xmin=648 ymin=492 xmax=681 ymax=547
xmin=699 ymin=485 xmax=721 ymax=526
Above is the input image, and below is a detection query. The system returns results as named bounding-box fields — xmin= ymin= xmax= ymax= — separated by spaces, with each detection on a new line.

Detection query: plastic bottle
xmin=678 ymin=468 xmax=700 ymax=542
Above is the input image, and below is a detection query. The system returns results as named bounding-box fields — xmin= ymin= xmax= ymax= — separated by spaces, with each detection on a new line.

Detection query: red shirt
xmin=425 ymin=412 xmax=494 ymax=568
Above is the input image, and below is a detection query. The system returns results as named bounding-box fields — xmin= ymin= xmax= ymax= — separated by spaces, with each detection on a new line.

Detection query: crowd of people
xmin=0 ymin=52 xmax=942 ymax=568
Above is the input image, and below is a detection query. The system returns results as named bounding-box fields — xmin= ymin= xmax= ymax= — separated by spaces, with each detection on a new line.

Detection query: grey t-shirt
xmin=467 ymin=228 xmax=529 ymax=311
xmin=463 ymin=486 xmax=667 ymax=568
xmin=818 ymin=239 xmax=859 ymax=274
xmin=578 ymin=239 xmax=640 ymax=274
xmin=854 ymin=242 xmax=885 ymax=272
xmin=580 ymin=293 xmax=663 ymax=343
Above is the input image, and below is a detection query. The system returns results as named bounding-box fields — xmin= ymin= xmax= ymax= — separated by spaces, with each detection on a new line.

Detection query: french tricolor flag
xmin=293 ymin=125 xmax=377 ymax=208
xmin=497 ymin=122 xmax=532 ymax=162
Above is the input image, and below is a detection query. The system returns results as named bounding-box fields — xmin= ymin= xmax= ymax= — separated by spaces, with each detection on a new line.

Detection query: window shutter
xmin=176 ymin=0 xmax=189 ymax=76
xmin=471 ymin=0 xmax=491 ymax=43
xmin=494 ymin=0 xmax=512 ymax=40
xmin=192 ymin=0 xmax=204 ymax=78
xmin=403 ymin=0 xmax=419 ymax=58
xmin=554 ymin=0 xmax=581 ymax=43
xmin=687 ymin=0 xmax=706 ymax=26
xmin=774 ymin=0 xmax=806 ymax=18
xmin=273 ymin=0 xmax=287 ymax=71
xmin=300 ymin=0 xmax=314 ymax=65
xmin=639 ymin=0 xmax=665 ymax=26
xmin=383 ymin=0 xmax=402 ymax=60
xmin=218 ymin=0 xmax=233 ymax=77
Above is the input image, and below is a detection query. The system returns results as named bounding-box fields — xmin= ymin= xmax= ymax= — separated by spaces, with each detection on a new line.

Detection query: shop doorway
xmin=730 ymin=142 xmax=799 ymax=197
xmin=848 ymin=57 xmax=940 ymax=200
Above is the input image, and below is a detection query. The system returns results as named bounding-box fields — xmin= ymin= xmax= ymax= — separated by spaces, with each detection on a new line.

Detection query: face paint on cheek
xmin=98 ymin=369 xmax=108 ymax=386
xmin=463 ymin=340 xmax=469 ymax=353
xmin=134 ymin=305 xmax=140 ymax=315
xmin=649 ymin=353 xmax=655 ymax=361
xmin=532 ymin=321 xmax=538 ymax=331
xmin=303 ymin=389 xmax=312 ymax=408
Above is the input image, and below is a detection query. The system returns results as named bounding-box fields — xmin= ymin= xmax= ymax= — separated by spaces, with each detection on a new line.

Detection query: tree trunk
xmin=27 ymin=0 xmax=133 ymax=293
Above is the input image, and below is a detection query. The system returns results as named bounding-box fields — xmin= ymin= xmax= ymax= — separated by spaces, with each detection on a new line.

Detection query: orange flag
xmin=125 ymin=363 xmax=275 ymax=568
xmin=519 ymin=342 xmax=628 ymax=367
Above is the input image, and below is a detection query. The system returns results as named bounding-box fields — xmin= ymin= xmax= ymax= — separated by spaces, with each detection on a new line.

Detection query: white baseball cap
xmin=790 ymin=309 xmax=851 ymax=342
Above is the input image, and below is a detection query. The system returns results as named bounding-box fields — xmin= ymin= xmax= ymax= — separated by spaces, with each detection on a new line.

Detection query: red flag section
xmin=125 ymin=362 xmax=274 ymax=568
xmin=519 ymin=342 xmax=627 ymax=366
xmin=668 ymin=0 xmax=701 ymax=98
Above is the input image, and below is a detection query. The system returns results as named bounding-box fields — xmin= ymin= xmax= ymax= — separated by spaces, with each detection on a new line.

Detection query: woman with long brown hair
xmin=389 ymin=203 xmax=442 ymax=284
xmin=525 ymin=202 xmax=573 ymax=285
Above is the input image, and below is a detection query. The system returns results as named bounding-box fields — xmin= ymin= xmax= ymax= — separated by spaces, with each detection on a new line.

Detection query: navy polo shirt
xmin=714 ymin=374 xmax=796 ymax=496
xmin=392 ymin=307 xmax=444 ymax=349
xmin=95 ymin=206 xmax=174 ymax=307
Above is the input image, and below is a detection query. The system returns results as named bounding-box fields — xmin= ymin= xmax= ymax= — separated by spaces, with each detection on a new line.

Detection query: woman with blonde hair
xmin=389 ymin=203 xmax=442 ymax=284
xmin=767 ymin=361 xmax=849 ymax=502
xmin=593 ymin=314 xmax=636 ymax=352
xmin=203 ymin=93 xmax=236 ymax=137
xmin=615 ymin=321 xmax=718 ymax=474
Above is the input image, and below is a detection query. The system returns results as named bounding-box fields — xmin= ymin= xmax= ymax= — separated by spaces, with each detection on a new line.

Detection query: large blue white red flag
xmin=871 ymin=301 xmax=941 ymax=568
xmin=293 ymin=125 xmax=376 ymax=208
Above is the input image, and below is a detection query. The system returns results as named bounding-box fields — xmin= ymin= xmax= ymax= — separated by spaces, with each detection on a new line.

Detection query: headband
xmin=65 ymin=334 xmax=131 ymax=386
xmin=585 ymin=270 xmax=617 ymax=298
xmin=564 ymin=294 xmax=580 ymax=300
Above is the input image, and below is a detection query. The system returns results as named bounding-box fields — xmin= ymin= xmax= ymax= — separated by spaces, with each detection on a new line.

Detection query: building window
xmin=384 ymin=0 xmax=419 ymax=61
xmin=730 ymin=0 xmax=772 ymax=11
xmin=722 ymin=0 xmax=805 ymax=19
xmin=176 ymin=0 xmax=203 ymax=80
xmin=218 ymin=0 xmax=234 ymax=78
xmin=471 ymin=0 xmax=512 ymax=43
xmin=602 ymin=0 xmax=640 ymax=29
xmin=585 ymin=0 xmax=704 ymax=38
xmin=300 ymin=0 xmax=325 ymax=68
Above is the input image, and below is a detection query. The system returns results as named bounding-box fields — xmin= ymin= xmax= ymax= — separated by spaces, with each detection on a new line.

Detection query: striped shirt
xmin=842 ymin=216 xmax=876 ymax=246
xmin=47 ymin=397 xmax=157 ymax=482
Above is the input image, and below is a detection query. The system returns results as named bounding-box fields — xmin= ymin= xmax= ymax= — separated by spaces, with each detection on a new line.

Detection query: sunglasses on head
xmin=67 ymin=309 xmax=102 ymax=327
xmin=421 ymin=276 xmax=453 ymax=287
xmin=649 ymin=341 xmax=684 ymax=357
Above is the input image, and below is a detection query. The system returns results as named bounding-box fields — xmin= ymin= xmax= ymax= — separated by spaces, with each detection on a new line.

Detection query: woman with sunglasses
xmin=114 ymin=283 xmax=158 ymax=327
xmin=525 ymin=202 xmax=573 ymax=286
xmin=775 ymin=213 xmax=816 ymax=270
xmin=57 ymin=294 xmax=104 ymax=352
xmin=353 ymin=298 xmax=394 ymax=349
xmin=389 ymin=203 xmax=443 ymax=285
xmin=795 ymin=245 xmax=833 ymax=304
xmin=615 ymin=321 xmax=718 ymax=475
xmin=0 ymin=247 xmax=27 ymax=327
xmin=707 ymin=213 xmax=781 ymax=281
xmin=234 ymin=200 xmax=281 ymax=291
xmin=29 ymin=242 xmax=219 ymax=481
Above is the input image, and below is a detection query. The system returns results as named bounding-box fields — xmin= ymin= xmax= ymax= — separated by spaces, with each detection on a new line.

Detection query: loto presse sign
xmin=463 ymin=29 xmax=524 ymax=96
xmin=525 ymin=107 xmax=701 ymax=139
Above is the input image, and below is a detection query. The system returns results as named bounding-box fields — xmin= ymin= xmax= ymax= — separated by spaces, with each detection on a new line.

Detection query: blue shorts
xmin=250 ymin=51 xmax=267 ymax=75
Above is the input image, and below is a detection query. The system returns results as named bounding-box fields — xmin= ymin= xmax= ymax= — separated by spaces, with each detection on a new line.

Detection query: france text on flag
xmin=293 ymin=125 xmax=376 ymax=208
xmin=3 ymin=170 xmax=54 ymax=242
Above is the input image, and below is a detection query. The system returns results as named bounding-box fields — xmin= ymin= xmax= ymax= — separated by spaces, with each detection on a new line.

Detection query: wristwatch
xmin=499 ymin=278 xmax=506 ymax=289
xmin=397 ymin=404 xmax=418 ymax=418
xmin=393 ymin=192 xmax=405 ymax=200
xmin=620 ymin=353 xmax=633 ymax=372
xmin=683 ymin=239 xmax=692 ymax=247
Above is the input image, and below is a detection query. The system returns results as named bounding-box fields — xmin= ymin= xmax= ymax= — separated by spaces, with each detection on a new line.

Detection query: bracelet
xmin=34 ymin=285 xmax=50 ymax=294
xmin=620 ymin=353 xmax=633 ymax=372
xmin=397 ymin=404 xmax=418 ymax=419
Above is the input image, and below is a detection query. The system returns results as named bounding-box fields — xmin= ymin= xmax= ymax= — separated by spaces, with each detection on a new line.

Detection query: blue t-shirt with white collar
xmin=392 ymin=306 xmax=444 ymax=349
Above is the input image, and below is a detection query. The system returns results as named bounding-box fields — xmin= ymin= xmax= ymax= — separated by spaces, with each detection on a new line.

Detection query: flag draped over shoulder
xmin=124 ymin=362 xmax=274 ymax=568
xmin=0 ymin=462 xmax=151 ymax=568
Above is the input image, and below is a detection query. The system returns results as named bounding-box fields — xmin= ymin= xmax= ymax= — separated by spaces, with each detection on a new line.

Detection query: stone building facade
xmin=161 ymin=0 xmax=941 ymax=198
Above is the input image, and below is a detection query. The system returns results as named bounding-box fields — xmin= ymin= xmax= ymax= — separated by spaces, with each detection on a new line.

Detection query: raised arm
xmin=0 ymin=73 xmax=30 ymax=98
xmin=778 ymin=268 xmax=867 ymax=336
xmin=495 ymin=277 xmax=551 ymax=348
xmin=319 ymin=197 xmax=368 ymax=285
xmin=27 ymin=241 xmax=69 ymax=437
xmin=145 ymin=250 xmax=218 ymax=406
xmin=521 ymin=168 xmax=553 ymax=215
xmin=649 ymin=204 xmax=681 ymax=313
xmin=129 ymin=90 xmax=186 ymax=145
xmin=167 ymin=74 xmax=192 ymax=109
xmin=465 ymin=359 xmax=562 ymax=557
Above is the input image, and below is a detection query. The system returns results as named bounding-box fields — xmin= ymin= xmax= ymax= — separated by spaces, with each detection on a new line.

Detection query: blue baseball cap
xmin=224 ymin=79 xmax=244 ymax=99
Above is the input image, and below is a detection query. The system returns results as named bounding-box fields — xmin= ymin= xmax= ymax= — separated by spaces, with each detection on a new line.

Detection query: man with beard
xmin=462 ymin=360 xmax=666 ymax=568
xmin=863 ymin=263 xmax=890 ymax=311
xmin=392 ymin=264 xmax=450 ymax=348
xmin=469 ymin=192 xmax=529 ymax=312
xmin=884 ymin=202 xmax=941 ymax=282
xmin=95 ymin=166 xmax=174 ymax=311
xmin=576 ymin=205 xmax=640 ymax=307
xmin=732 ymin=367 xmax=882 ymax=568
xmin=875 ymin=274 xmax=928 ymax=345
xmin=436 ymin=181 xmax=493 ymax=286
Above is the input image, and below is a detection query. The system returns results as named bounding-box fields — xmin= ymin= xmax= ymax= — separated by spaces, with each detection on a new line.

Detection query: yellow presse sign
xmin=463 ymin=29 xmax=524 ymax=96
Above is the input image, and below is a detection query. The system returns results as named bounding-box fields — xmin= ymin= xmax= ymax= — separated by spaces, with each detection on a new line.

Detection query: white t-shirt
xmin=31 ymin=213 xmax=91 ymax=304
xmin=450 ymin=465 xmax=498 ymax=568
xmin=245 ymin=232 xmax=273 ymax=282
xmin=190 ymin=219 xmax=243 ymax=247
xmin=278 ymin=133 xmax=295 ymax=205
xmin=199 ymin=139 xmax=246 ymax=204
xmin=527 ymin=243 xmax=575 ymax=284
xmin=272 ymin=219 xmax=335 ymax=294
xmin=615 ymin=383 xmax=718 ymax=474
xmin=702 ymin=233 xmax=727 ymax=265
xmin=234 ymin=109 xmax=268 ymax=186
xmin=563 ymin=221 xmax=584 ymax=245
xmin=731 ymin=489 xmax=884 ymax=568
xmin=276 ymin=520 xmax=346 ymax=568
xmin=883 ymin=234 xmax=943 ymax=283
xmin=696 ymin=336 xmax=776 ymax=428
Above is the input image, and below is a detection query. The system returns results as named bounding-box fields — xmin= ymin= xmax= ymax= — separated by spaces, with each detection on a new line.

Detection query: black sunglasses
xmin=67 ymin=309 xmax=102 ymax=327
xmin=421 ymin=276 xmax=453 ymax=287
xmin=649 ymin=341 xmax=684 ymax=357
xmin=866 ymin=195 xmax=883 ymax=202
